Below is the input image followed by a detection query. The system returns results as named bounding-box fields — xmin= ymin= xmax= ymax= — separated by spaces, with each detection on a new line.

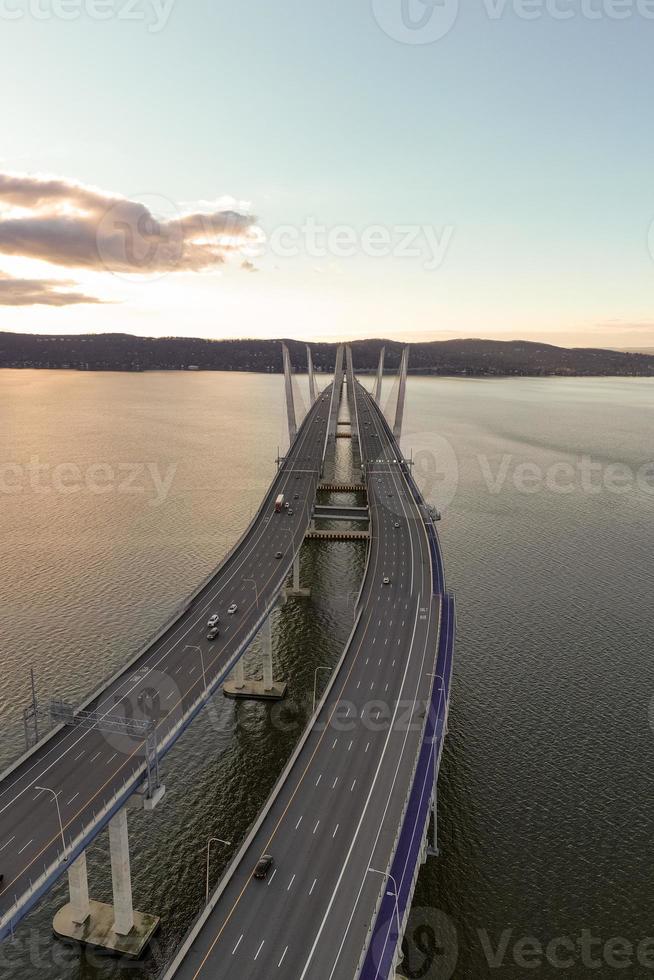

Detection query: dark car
xmin=253 ymin=854 xmax=274 ymax=880
xmin=206 ymin=627 xmax=220 ymax=641
xmin=275 ymin=551 xmax=283 ymax=559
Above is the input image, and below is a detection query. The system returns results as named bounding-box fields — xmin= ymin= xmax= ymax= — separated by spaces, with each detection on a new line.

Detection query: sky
xmin=1 ymin=0 xmax=654 ymax=349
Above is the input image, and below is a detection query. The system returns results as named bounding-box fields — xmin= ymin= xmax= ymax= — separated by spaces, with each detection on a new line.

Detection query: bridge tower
xmin=282 ymin=343 xmax=297 ymax=444
xmin=306 ymin=345 xmax=318 ymax=404
xmin=393 ymin=346 xmax=409 ymax=442
xmin=374 ymin=346 xmax=385 ymax=404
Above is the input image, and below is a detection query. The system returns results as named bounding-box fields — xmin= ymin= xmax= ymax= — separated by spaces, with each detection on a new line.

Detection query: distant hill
xmin=1 ymin=331 xmax=654 ymax=377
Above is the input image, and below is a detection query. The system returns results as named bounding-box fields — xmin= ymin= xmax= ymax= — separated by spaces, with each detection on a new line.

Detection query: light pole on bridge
xmin=368 ymin=867 xmax=402 ymax=963
xmin=36 ymin=785 xmax=67 ymax=861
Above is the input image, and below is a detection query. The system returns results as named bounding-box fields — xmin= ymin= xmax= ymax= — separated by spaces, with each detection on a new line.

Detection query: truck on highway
xmin=275 ymin=493 xmax=284 ymax=513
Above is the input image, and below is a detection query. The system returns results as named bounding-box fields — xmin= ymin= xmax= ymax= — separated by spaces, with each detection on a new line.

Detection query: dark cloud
xmin=0 ymin=271 xmax=103 ymax=306
xmin=0 ymin=173 xmax=258 ymax=275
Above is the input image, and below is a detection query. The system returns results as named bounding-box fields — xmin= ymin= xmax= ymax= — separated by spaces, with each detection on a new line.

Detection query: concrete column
xmin=232 ymin=656 xmax=245 ymax=690
xmin=68 ymin=852 xmax=90 ymax=925
xmin=393 ymin=346 xmax=409 ymax=442
xmin=374 ymin=346 xmax=385 ymax=404
xmin=109 ymin=808 xmax=134 ymax=936
xmin=282 ymin=343 xmax=297 ymax=444
xmin=261 ymin=616 xmax=273 ymax=692
xmin=293 ymin=553 xmax=301 ymax=592
xmin=307 ymin=345 xmax=317 ymax=404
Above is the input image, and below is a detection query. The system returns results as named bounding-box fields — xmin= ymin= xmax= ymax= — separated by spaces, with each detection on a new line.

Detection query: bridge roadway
xmin=0 ymin=380 xmax=335 ymax=940
xmin=164 ymin=380 xmax=439 ymax=979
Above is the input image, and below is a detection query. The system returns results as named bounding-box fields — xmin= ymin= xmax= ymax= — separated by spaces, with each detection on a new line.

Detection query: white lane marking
xmin=331 ymin=739 xmax=338 ymax=750
xmin=278 ymin=946 xmax=288 ymax=968
xmin=332 ymin=824 xmax=339 ymax=838
xmin=232 ymin=935 xmax=243 ymax=955
xmin=365 ymin=741 xmax=370 ymax=753
xmin=315 ymin=774 xmax=322 ymax=787
xmin=309 ymin=878 xmax=317 ymax=895
xmin=0 ymin=836 xmax=15 ymax=851
xmin=332 ymin=777 xmax=339 ymax=789
xmin=89 ymin=752 xmax=101 ymax=763
xmin=18 ymin=839 xmax=33 ymax=855
xmin=66 ymin=793 xmax=80 ymax=806
xmin=313 ymin=820 xmax=320 ymax=835
xmin=287 ymin=874 xmax=296 ymax=891
xmin=295 ymin=815 xmax=303 ymax=830
xmin=350 ymin=779 xmax=357 ymax=792
xmin=254 ymin=940 xmax=265 ymax=960
xmin=107 ymin=753 xmax=117 ymax=764
xmin=267 ymin=868 xmax=277 ymax=886
xmin=347 ymin=740 xmax=353 ymax=752
xmin=74 ymin=751 xmax=85 ymax=762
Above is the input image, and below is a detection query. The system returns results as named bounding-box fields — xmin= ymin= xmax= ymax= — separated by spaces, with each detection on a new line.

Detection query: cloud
xmin=0 ymin=271 xmax=104 ymax=306
xmin=0 ymin=173 xmax=259 ymax=275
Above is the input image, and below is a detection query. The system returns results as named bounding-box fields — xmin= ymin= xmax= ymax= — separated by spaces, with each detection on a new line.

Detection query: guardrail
xmin=357 ymin=592 xmax=455 ymax=980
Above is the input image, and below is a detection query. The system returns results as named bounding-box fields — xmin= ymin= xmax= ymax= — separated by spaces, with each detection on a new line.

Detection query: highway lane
xmin=0 ymin=379 xmax=335 ymax=935
xmin=165 ymin=378 xmax=439 ymax=980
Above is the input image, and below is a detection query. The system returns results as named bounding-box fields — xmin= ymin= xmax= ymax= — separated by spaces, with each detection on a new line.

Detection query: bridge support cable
xmin=393 ymin=346 xmax=410 ymax=442
xmin=374 ymin=346 xmax=385 ymax=404
xmin=282 ymin=343 xmax=297 ymax=444
xmin=306 ymin=345 xmax=318 ymax=404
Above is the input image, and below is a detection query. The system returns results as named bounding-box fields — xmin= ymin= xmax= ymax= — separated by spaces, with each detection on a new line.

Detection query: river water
xmin=1 ymin=371 xmax=653 ymax=979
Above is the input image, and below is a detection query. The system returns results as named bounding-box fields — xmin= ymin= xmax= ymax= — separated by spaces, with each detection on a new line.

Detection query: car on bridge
xmin=207 ymin=627 xmax=220 ymax=641
xmin=227 ymin=603 xmax=238 ymax=615
xmin=383 ymin=576 xmax=391 ymax=585
xmin=207 ymin=614 xmax=220 ymax=628
xmin=253 ymin=855 xmax=274 ymax=880
xmin=275 ymin=551 xmax=283 ymax=559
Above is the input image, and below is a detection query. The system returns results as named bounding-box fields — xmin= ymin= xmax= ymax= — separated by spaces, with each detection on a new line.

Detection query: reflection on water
xmin=1 ymin=371 xmax=653 ymax=979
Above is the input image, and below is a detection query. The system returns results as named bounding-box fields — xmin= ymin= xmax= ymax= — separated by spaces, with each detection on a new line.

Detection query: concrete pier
xmin=53 ymin=811 xmax=160 ymax=958
xmin=68 ymin=853 xmax=90 ymax=925
xmin=223 ymin=614 xmax=287 ymax=701
xmin=286 ymin=552 xmax=311 ymax=599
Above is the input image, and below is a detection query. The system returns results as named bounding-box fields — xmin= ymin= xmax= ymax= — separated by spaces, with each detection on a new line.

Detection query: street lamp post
xmin=313 ymin=665 xmax=333 ymax=712
xmin=36 ymin=786 xmax=67 ymax=860
xmin=205 ymin=837 xmax=231 ymax=904
xmin=185 ymin=645 xmax=207 ymax=692
xmin=368 ymin=867 xmax=402 ymax=960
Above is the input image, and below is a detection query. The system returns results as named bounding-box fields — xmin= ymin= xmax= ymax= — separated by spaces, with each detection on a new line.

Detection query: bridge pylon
xmin=306 ymin=345 xmax=318 ymax=404
xmin=282 ymin=343 xmax=297 ymax=444
xmin=393 ymin=345 xmax=409 ymax=442
xmin=374 ymin=346 xmax=385 ymax=404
